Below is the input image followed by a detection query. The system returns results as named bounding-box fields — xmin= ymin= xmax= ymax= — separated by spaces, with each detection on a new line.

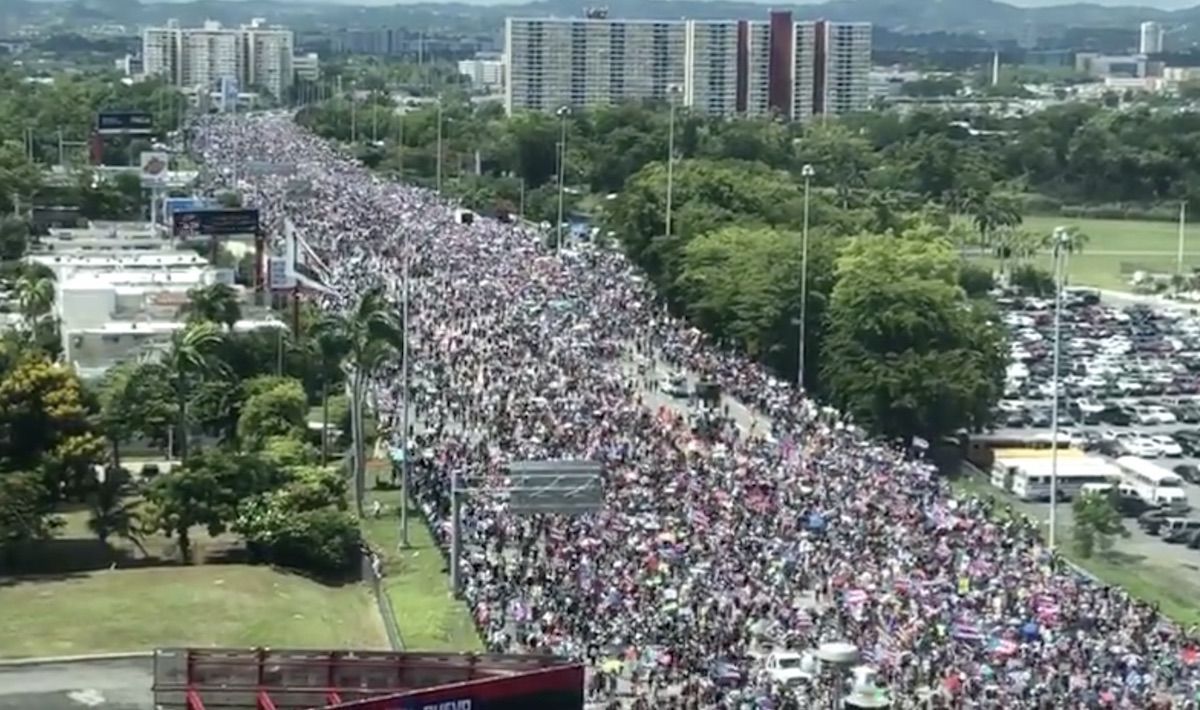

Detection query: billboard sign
xmin=140 ymin=151 xmax=170 ymax=187
xmin=266 ymin=257 xmax=296 ymax=290
xmin=96 ymin=110 xmax=153 ymax=135
xmin=284 ymin=218 xmax=335 ymax=293
xmin=506 ymin=461 xmax=603 ymax=516
xmin=172 ymin=208 xmax=260 ymax=238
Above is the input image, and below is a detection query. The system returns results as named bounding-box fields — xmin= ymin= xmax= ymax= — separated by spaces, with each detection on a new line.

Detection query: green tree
xmin=0 ymin=471 xmax=59 ymax=550
xmin=15 ymin=271 xmax=54 ymax=333
xmin=181 ymin=283 xmax=242 ymax=330
xmin=237 ymin=377 xmax=308 ymax=448
xmin=143 ymin=449 xmax=281 ymax=563
xmin=162 ymin=322 xmax=226 ymax=460
xmin=1072 ymin=490 xmax=1128 ymax=559
xmin=0 ymin=354 xmax=91 ymax=473
xmin=0 ymin=217 xmax=29 ymax=260
xmin=87 ymin=467 xmax=145 ymax=556
xmin=675 ymin=225 xmax=841 ymax=388
xmin=610 ymin=159 xmax=810 ymax=302
xmin=821 ymin=231 xmax=1007 ymax=444
xmin=315 ymin=287 xmax=402 ymax=514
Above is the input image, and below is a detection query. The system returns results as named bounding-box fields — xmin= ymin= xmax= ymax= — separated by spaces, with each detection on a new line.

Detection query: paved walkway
xmin=0 ymin=658 xmax=153 ymax=710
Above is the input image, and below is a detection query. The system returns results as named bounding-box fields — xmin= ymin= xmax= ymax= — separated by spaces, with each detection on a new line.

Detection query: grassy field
xmin=981 ymin=215 xmax=1200 ymax=291
xmin=361 ymin=461 xmax=482 ymax=652
xmin=951 ymin=471 xmax=1200 ymax=625
xmin=0 ymin=566 xmax=388 ymax=658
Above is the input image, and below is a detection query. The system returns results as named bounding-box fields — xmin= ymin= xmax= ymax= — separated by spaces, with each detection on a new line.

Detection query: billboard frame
xmin=96 ymin=110 xmax=154 ymax=136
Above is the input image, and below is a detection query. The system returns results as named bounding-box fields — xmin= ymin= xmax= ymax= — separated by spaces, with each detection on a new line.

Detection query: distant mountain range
xmin=2 ymin=0 xmax=1196 ymax=46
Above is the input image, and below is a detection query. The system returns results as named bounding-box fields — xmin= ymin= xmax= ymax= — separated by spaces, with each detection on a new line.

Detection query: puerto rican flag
xmin=1034 ymin=593 xmax=1060 ymax=624
xmin=987 ymin=635 xmax=1018 ymax=656
xmin=952 ymin=619 xmax=984 ymax=642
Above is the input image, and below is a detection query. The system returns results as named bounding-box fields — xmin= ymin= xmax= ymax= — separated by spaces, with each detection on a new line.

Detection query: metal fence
xmin=362 ymin=548 xmax=404 ymax=651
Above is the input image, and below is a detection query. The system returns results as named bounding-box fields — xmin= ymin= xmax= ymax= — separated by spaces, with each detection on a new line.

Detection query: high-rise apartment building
xmin=504 ymin=17 xmax=688 ymax=113
xmin=142 ymin=19 xmax=295 ymax=99
xmin=814 ymin=20 xmax=872 ymax=116
xmin=1139 ymin=21 xmax=1164 ymax=55
xmin=504 ymin=12 xmax=870 ymax=120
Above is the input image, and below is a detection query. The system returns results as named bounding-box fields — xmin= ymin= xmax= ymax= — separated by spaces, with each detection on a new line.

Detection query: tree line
xmin=297 ymin=95 xmax=1200 ymax=224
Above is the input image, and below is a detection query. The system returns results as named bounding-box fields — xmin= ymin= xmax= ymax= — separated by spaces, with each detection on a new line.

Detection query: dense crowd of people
xmin=195 ymin=112 xmax=1200 ymax=708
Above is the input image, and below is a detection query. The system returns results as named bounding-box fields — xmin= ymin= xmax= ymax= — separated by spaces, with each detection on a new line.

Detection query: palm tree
xmin=87 ymin=467 xmax=146 ymax=559
xmin=15 ymin=273 xmax=54 ymax=332
xmin=315 ymin=286 xmax=402 ymax=514
xmin=311 ymin=327 xmax=350 ymax=465
xmin=180 ymin=283 xmax=242 ymax=330
xmin=967 ymin=191 xmax=1023 ymax=267
xmin=162 ymin=321 xmax=227 ymax=460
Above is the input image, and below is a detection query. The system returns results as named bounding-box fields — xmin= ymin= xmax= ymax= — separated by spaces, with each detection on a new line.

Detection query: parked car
xmin=1151 ymin=434 xmax=1184 ymax=457
xmin=1174 ymin=464 xmax=1200 ymax=485
xmin=1161 ymin=518 xmax=1200 ymax=544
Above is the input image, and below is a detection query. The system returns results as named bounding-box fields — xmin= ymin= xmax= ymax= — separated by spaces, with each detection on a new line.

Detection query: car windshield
xmin=776 ymin=657 xmax=801 ymax=669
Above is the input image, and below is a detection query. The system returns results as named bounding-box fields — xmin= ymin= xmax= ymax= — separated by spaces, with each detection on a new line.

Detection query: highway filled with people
xmin=196 ymin=112 xmax=1200 ymax=709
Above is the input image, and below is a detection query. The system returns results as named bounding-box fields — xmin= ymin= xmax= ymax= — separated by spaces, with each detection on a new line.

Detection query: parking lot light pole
xmin=1048 ymin=226 xmax=1071 ymax=551
xmin=799 ymin=164 xmax=815 ymax=391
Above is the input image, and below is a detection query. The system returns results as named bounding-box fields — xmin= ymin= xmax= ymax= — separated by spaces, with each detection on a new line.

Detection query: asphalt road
xmin=0 ymin=658 xmax=154 ymax=710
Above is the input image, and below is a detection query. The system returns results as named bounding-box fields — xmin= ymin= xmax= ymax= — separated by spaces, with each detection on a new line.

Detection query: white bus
xmin=991 ymin=451 xmax=1119 ymax=502
xmin=1114 ymin=456 xmax=1190 ymax=512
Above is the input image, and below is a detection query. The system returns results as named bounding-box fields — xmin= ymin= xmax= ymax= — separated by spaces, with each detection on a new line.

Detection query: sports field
xmin=0 ymin=566 xmax=388 ymax=658
xmin=993 ymin=215 xmax=1200 ymax=291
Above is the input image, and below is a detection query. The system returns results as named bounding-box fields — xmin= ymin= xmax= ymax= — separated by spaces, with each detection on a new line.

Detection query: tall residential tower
xmin=142 ymin=19 xmax=296 ymax=99
xmin=504 ymin=12 xmax=871 ymax=120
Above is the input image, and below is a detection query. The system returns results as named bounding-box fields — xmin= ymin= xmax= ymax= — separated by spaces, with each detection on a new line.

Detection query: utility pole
xmin=555 ymin=105 xmax=571 ymax=251
xmin=436 ymin=96 xmax=444 ymax=194
xmin=1048 ymin=226 xmax=1071 ymax=551
xmin=798 ymin=164 xmax=815 ymax=390
xmin=400 ymin=230 xmax=412 ymax=548
xmin=1178 ymin=201 xmax=1187 ymax=277
xmin=665 ymin=90 xmax=677 ymax=241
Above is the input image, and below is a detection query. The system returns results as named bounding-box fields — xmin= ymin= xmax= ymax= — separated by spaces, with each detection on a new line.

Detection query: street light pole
xmin=555 ymin=105 xmax=571 ymax=252
xmin=1048 ymin=226 xmax=1071 ymax=551
xmin=798 ymin=164 xmax=815 ymax=390
xmin=400 ymin=229 xmax=411 ymax=548
xmin=665 ymin=86 xmax=680 ymax=241
xmin=436 ymin=96 xmax=444 ymax=195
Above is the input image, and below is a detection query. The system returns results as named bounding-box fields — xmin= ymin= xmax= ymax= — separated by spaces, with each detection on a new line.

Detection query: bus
xmin=990 ymin=449 xmax=1119 ymax=502
xmin=1113 ymin=456 xmax=1190 ymax=512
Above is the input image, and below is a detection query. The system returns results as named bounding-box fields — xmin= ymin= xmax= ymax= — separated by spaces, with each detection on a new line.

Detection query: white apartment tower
xmin=504 ymin=17 xmax=687 ymax=113
xmin=683 ymin=22 xmax=739 ymax=117
xmin=816 ymin=21 xmax=872 ymax=116
xmin=504 ymin=13 xmax=871 ymax=121
xmin=142 ymin=19 xmax=295 ymax=99
xmin=1140 ymin=21 xmax=1164 ymax=55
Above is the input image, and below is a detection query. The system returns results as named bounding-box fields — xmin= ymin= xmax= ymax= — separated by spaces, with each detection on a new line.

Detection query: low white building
xmin=458 ymin=57 xmax=504 ymax=92
xmin=27 ymin=221 xmax=281 ymax=377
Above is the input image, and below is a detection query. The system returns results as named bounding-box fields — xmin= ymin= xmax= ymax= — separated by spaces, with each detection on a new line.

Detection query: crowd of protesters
xmin=194 ymin=112 xmax=1200 ymax=708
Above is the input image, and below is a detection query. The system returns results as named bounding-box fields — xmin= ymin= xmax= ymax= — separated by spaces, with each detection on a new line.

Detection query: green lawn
xmin=951 ymin=471 xmax=1200 ymax=626
xmin=0 ymin=565 xmax=388 ymax=658
xmin=978 ymin=215 xmax=1200 ymax=291
xmin=361 ymin=462 xmax=482 ymax=652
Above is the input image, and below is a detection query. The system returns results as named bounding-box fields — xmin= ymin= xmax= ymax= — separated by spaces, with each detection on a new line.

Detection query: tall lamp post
xmin=665 ymin=85 xmax=681 ymax=242
xmin=435 ymin=95 xmax=444 ymax=195
xmin=798 ymin=163 xmax=815 ymax=390
xmin=1048 ymin=226 xmax=1071 ymax=550
xmin=399 ymin=229 xmax=412 ymax=548
xmin=555 ymin=105 xmax=571 ymax=252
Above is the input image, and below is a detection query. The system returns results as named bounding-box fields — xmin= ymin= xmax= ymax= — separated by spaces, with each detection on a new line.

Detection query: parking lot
xmin=992 ymin=289 xmax=1200 ymax=595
